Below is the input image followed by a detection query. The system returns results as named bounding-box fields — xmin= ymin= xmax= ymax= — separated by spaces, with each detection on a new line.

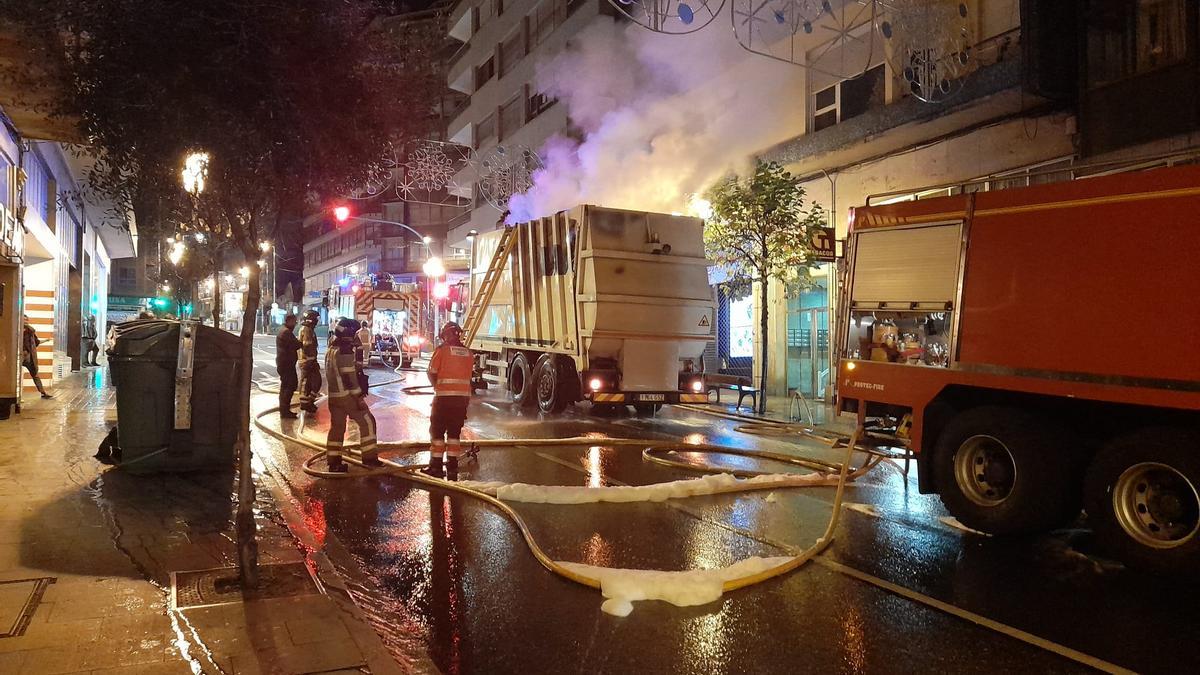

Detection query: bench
xmin=706 ymin=374 xmax=759 ymax=411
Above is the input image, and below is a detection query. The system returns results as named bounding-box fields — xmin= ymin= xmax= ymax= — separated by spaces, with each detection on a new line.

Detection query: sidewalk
xmin=690 ymin=392 xmax=857 ymax=435
xmin=0 ymin=372 xmax=406 ymax=674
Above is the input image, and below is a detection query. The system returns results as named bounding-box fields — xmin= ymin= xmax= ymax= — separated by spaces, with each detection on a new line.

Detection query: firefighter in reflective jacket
xmin=325 ymin=318 xmax=381 ymax=472
xmin=423 ymin=322 xmax=472 ymax=480
xmin=298 ymin=309 xmax=321 ymax=414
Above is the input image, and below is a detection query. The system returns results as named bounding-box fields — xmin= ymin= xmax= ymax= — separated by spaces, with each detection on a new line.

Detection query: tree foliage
xmin=703 ymin=160 xmax=825 ymax=298
xmin=0 ymin=0 xmax=447 ymax=583
xmin=703 ymin=160 xmax=825 ymax=410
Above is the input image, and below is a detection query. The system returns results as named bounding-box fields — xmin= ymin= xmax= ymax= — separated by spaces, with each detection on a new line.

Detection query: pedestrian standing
xmin=423 ymin=322 xmax=472 ymax=480
xmin=297 ymin=309 xmax=322 ymax=414
xmin=276 ymin=313 xmax=301 ymax=419
xmin=21 ymin=316 xmax=52 ymax=399
xmin=325 ymin=318 xmax=381 ymax=472
xmin=82 ymin=313 xmax=100 ymax=367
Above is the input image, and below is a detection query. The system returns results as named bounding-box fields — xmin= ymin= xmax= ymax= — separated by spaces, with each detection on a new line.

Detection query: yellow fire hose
xmin=253 ymin=400 xmax=868 ymax=602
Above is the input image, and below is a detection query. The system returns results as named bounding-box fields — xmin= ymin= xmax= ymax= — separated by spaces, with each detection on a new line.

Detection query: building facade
xmin=0 ymin=123 xmax=134 ymax=414
xmin=443 ymin=0 xmax=614 ymax=248
xmin=731 ymin=0 xmax=1200 ymax=401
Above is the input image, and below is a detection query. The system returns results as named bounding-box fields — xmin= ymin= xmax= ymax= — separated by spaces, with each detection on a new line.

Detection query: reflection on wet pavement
xmin=249 ymin=361 xmax=1197 ymax=674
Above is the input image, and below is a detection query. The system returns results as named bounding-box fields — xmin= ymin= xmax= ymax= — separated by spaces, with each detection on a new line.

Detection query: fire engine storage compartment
xmin=843 ymin=222 xmax=961 ymax=367
xmin=108 ymin=319 xmax=241 ymax=472
xmin=470 ymin=206 xmax=713 ymax=401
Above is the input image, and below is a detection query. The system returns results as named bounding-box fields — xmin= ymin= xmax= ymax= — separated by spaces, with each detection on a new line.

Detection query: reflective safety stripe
xmin=329 ymin=391 xmax=350 ymax=398
xmin=339 ymin=367 xmax=356 ymax=373
xmin=437 ymin=378 xmax=470 ymax=384
xmin=327 ymin=441 xmax=343 ymax=447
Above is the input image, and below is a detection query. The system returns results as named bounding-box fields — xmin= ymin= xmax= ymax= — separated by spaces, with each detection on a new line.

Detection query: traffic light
xmin=333 ymin=206 xmax=351 ymax=223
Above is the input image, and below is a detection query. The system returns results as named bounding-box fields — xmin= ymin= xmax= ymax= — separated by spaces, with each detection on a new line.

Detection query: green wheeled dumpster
xmin=107 ymin=319 xmax=241 ymax=472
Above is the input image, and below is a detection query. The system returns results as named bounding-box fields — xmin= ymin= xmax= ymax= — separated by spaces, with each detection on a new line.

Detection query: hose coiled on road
xmin=253 ymin=400 xmax=868 ymax=603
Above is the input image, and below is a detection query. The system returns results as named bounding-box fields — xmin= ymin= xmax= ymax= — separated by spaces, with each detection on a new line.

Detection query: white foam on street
xmin=458 ymin=472 xmax=835 ymax=504
xmin=560 ymin=556 xmax=795 ymax=615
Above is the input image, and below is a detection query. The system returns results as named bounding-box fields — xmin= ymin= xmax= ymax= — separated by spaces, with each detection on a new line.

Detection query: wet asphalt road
xmin=250 ymin=337 xmax=1197 ymax=675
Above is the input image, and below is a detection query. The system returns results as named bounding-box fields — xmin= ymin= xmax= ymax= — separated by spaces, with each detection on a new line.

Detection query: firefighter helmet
xmin=440 ymin=322 xmax=463 ymax=344
xmin=333 ymin=317 xmax=360 ymax=340
xmin=302 ymin=309 xmax=319 ymax=326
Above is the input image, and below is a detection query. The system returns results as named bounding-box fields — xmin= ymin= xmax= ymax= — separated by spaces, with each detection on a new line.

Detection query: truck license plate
xmin=639 ymin=394 xmax=665 ymax=402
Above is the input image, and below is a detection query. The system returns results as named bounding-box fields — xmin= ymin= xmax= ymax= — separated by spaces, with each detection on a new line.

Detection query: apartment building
xmin=443 ymin=0 xmax=615 ymax=247
xmin=738 ymin=0 xmax=1200 ymax=399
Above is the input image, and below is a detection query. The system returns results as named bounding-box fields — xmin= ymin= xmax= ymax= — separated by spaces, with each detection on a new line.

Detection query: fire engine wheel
xmin=508 ymin=352 xmax=537 ymax=408
xmin=934 ymin=406 xmax=1082 ymax=535
xmin=534 ymin=354 xmax=576 ymax=414
xmin=1084 ymin=428 xmax=1200 ymax=575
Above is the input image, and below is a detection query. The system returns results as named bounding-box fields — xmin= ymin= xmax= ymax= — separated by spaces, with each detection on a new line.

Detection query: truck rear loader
xmin=837 ymin=162 xmax=1200 ymax=575
xmin=464 ymin=206 xmax=714 ymax=414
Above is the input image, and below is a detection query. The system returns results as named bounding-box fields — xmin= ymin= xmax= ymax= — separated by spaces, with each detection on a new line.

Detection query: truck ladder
xmin=462 ymin=226 xmax=517 ymax=345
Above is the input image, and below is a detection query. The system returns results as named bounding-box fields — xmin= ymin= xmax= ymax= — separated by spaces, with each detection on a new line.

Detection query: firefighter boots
xmin=445 ymin=456 xmax=459 ymax=481
xmin=423 ymin=455 xmax=444 ymax=478
xmin=327 ymin=456 xmax=348 ymax=473
xmin=361 ymin=452 xmax=383 ymax=468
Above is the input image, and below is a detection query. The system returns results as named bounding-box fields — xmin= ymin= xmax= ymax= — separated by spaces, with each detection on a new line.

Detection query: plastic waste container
xmin=107 ymin=319 xmax=241 ymax=472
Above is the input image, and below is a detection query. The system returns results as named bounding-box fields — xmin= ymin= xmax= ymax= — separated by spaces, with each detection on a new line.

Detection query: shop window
xmin=499 ymin=95 xmax=523 ymax=139
xmin=1086 ymin=0 xmax=1188 ymax=88
xmin=811 ymin=64 xmax=885 ymax=133
xmin=476 ymin=112 xmax=496 ymax=148
xmin=527 ymin=89 xmax=556 ymax=120
xmin=475 ymin=56 xmax=495 ymax=91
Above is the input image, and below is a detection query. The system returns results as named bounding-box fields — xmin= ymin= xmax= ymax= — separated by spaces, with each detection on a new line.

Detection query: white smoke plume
xmin=507 ymin=16 xmax=807 ymax=222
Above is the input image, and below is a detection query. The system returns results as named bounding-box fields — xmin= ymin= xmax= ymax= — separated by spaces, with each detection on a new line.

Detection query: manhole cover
xmin=172 ymin=563 xmax=319 ymax=609
xmin=0 ymin=577 xmax=54 ymax=638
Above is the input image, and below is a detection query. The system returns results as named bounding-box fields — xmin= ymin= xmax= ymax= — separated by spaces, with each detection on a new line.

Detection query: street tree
xmin=703 ymin=160 xmax=825 ymax=413
xmin=1 ymin=0 xmax=445 ymax=585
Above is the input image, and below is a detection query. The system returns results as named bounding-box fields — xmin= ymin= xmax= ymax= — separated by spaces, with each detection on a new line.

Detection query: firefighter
xmin=276 ymin=313 xmax=301 ymax=419
xmin=325 ymin=318 xmax=380 ymax=472
xmin=423 ymin=322 xmax=472 ymax=480
xmin=355 ymin=320 xmax=372 ymax=367
xmin=298 ymin=309 xmax=321 ymax=414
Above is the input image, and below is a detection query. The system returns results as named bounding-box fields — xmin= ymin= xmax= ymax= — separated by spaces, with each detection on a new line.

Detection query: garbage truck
xmin=464 ymin=205 xmax=714 ymax=414
xmin=835 ymin=161 xmax=1200 ymax=575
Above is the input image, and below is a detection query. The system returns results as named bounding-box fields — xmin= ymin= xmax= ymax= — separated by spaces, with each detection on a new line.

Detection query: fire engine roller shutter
xmin=852 ymin=223 xmax=963 ymax=305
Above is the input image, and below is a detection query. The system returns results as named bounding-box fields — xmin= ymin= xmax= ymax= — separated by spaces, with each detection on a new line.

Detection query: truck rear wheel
xmin=508 ymin=352 xmax=536 ymax=408
xmin=934 ymin=406 xmax=1081 ymax=535
xmin=1084 ymin=428 xmax=1200 ymax=576
xmin=535 ymin=354 xmax=576 ymax=414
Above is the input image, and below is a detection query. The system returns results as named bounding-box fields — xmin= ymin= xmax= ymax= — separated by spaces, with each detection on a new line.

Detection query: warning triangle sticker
xmin=698 ymin=315 xmax=710 ymax=327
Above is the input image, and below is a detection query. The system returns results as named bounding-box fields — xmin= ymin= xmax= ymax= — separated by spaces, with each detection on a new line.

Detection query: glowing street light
xmin=422 ymin=256 xmax=445 ymax=278
xmin=168 ymin=241 xmax=187 ymax=266
xmin=194 ymin=232 xmax=206 ymax=243
xmin=433 ymin=281 xmax=450 ymax=299
xmin=259 ymin=241 xmax=271 ymax=253
xmin=422 ymin=235 xmax=433 ymax=245
xmin=257 ymin=259 xmax=267 ymax=268
xmin=239 ymin=266 xmax=250 ymax=278
xmin=333 ymin=206 xmax=351 ymax=223
xmin=182 ymin=152 xmax=209 ymax=194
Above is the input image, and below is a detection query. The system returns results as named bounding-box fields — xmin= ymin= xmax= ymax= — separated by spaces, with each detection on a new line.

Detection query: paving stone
xmin=285 ymin=615 xmax=352 ymax=645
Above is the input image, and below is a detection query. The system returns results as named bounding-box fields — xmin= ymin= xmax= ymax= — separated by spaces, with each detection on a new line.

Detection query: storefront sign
xmin=811 ymin=226 xmax=837 ymax=262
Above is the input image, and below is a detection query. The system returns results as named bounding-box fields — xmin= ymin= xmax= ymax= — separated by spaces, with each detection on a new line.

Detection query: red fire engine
xmin=837 ymin=161 xmax=1200 ymax=574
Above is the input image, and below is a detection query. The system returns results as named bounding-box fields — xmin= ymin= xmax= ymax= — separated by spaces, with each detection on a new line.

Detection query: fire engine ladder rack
xmin=462 ymin=226 xmax=517 ymax=346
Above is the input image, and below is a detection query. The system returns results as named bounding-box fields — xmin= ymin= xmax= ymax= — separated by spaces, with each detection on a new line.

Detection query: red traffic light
xmin=333 ymin=206 xmax=351 ymax=223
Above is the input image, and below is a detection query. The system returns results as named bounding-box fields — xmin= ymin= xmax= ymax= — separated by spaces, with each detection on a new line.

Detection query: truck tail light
xmin=589 ymin=377 xmax=604 ymax=391
xmin=690 ymin=379 xmax=704 ymax=392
